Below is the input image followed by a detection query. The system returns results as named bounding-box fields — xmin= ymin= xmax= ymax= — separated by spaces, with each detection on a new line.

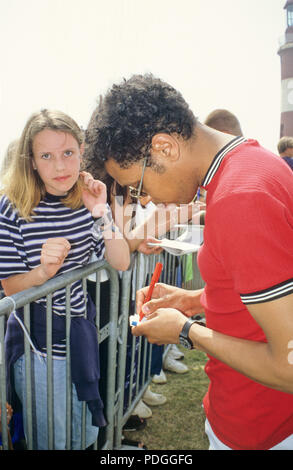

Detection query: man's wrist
xmin=189 ymin=320 xmax=206 ymax=350
xmin=189 ymin=289 xmax=205 ymax=307
xmin=179 ymin=317 xmax=206 ymax=350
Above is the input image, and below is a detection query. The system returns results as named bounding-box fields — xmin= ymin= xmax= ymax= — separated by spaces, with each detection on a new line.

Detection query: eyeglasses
xmin=128 ymin=156 xmax=148 ymax=200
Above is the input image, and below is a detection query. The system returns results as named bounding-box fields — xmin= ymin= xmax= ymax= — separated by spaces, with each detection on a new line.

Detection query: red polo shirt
xmin=197 ymin=137 xmax=293 ymax=450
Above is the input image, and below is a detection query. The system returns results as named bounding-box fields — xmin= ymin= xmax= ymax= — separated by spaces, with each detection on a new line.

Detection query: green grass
xmin=123 ymin=347 xmax=210 ymax=450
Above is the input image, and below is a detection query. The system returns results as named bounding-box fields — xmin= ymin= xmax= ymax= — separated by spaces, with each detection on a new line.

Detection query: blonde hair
xmin=0 ymin=109 xmax=85 ymax=220
xmin=1 ymin=139 xmax=19 ymax=175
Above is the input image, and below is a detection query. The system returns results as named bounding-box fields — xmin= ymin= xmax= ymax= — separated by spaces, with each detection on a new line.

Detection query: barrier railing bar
xmin=94 ymin=271 xmax=101 ymax=333
xmin=24 ymin=303 xmax=33 ymax=450
xmin=114 ymin=269 xmax=131 ymax=449
xmin=65 ymin=285 xmax=72 ymax=450
xmin=0 ymin=314 xmax=8 ymax=450
xmin=128 ymin=334 xmax=136 ymax=411
xmin=46 ymin=294 xmax=54 ymax=450
xmin=92 ymin=273 xmax=100 ymax=447
xmin=0 ymin=261 xmax=109 ymax=316
xmin=103 ymin=265 xmax=119 ymax=450
xmin=81 ymin=278 xmax=88 ymax=450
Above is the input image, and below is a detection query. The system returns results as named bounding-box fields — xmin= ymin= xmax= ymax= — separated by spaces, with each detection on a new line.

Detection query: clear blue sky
xmin=0 ymin=0 xmax=287 ymax=164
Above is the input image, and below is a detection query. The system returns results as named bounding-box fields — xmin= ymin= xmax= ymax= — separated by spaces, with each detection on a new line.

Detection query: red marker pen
xmin=139 ymin=262 xmax=163 ymax=321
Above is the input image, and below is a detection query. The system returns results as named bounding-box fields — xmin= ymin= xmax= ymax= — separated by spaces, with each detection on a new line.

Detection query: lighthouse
xmin=278 ymin=0 xmax=293 ymax=137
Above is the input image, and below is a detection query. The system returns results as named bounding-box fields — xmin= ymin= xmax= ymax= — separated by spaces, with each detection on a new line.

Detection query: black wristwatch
xmin=179 ymin=320 xmax=196 ymax=349
xmin=179 ymin=317 xmax=206 ymax=349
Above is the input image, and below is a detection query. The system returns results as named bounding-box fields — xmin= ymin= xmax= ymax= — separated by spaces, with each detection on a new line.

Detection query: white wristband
xmin=92 ymin=204 xmax=114 ymax=239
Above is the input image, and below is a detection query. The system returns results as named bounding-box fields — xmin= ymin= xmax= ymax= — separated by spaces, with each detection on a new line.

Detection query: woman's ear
xmin=80 ymin=142 xmax=85 ymax=156
xmin=32 ymin=159 xmax=37 ymax=170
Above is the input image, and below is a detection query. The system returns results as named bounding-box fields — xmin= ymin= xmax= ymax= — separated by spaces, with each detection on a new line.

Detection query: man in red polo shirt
xmin=196 ymin=137 xmax=293 ymax=449
xmin=85 ymin=73 xmax=293 ymax=450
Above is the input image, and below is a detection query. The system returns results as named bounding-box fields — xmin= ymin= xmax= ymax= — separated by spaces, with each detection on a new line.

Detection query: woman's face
xmin=32 ymin=129 xmax=83 ymax=196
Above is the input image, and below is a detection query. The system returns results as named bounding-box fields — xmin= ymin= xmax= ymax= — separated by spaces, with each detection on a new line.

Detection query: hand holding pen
xmin=139 ymin=262 xmax=163 ymax=321
xmin=130 ymin=262 xmax=163 ymax=326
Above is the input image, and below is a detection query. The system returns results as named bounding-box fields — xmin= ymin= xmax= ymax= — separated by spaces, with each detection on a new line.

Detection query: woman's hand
xmin=80 ymin=171 xmax=107 ymax=217
xmin=39 ymin=237 xmax=71 ymax=281
xmin=1 ymin=238 xmax=71 ymax=296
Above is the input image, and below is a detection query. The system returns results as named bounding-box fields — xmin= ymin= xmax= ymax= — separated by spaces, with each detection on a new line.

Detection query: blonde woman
xmin=0 ymin=109 xmax=130 ymax=449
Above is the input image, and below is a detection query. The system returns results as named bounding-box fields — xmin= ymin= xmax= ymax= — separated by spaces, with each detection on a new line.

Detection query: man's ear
xmin=151 ymin=133 xmax=180 ymax=162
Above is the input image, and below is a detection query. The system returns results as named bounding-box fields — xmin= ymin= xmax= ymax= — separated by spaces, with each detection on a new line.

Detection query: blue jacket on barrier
xmin=5 ymin=295 xmax=106 ymax=428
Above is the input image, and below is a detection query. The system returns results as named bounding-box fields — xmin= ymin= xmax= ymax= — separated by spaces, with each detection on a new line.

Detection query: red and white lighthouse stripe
xmin=278 ymin=0 xmax=293 ymax=137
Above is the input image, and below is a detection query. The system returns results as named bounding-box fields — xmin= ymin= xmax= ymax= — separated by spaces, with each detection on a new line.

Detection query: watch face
xmin=179 ymin=336 xmax=192 ymax=349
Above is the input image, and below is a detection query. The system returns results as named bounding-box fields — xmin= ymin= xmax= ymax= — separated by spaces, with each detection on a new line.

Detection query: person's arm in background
xmin=101 ymin=221 xmax=130 ymax=271
xmin=117 ymin=197 xmax=205 ymax=254
xmin=81 ymin=172 xmax=130 ymax=271
xmin=110 ymin=191 xmax=163 ymax=255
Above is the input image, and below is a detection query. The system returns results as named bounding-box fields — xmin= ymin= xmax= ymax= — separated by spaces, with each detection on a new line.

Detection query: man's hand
xmin=136 ymin=282 xmax=205 ymax=318
xmin=137 ymin=237 xmax=163 ymax=255
xmin=132 ymin=308 xmax=187 ymax=345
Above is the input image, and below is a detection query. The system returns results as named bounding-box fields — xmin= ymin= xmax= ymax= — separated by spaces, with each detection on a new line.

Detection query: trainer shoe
xmin=132 ymin=399 xmax=152 ymax=418
xmin=168 ymin=344 xmax=185 ymax=360
xmin=163 ymin=355 xmax=189 ymax=374
xmin=123 ymin=415 xmax=147 ymax=432
xmin=142 ymin=386 xmax=167 ymax=406
xmin=152 ymin=369 xmax=167 ymax=384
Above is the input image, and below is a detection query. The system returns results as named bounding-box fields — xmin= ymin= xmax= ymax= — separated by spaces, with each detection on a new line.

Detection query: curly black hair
xmin=84 ymin=73 xmax=197 ymax=169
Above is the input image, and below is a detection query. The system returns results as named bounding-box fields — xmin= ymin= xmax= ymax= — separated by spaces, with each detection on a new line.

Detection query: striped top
xmin=0 ymin=193 xmax=105 ymax=357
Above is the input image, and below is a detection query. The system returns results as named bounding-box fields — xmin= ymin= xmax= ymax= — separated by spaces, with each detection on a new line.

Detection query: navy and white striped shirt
xmin=0 ymin=193 xmax=105 ymax=357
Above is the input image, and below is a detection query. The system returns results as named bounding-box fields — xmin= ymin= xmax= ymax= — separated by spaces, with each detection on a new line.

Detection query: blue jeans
xmin=14 ymin=354 xmax=99 ymax=450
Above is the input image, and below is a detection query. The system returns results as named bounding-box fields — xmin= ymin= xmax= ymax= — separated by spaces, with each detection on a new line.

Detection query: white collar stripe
xmin=240 ymin=279 xmax=293 ymax=304
xmin=202 ymin=136 xmax=246 ymax=187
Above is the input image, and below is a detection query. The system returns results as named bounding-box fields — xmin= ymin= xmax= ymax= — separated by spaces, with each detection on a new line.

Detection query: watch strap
xmin=180 ymin=317 xmax=206 ymax=349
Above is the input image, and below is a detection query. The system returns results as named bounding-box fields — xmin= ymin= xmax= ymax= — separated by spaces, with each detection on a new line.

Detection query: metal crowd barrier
xmin=0 ymin=248 xmax=204 ymax=451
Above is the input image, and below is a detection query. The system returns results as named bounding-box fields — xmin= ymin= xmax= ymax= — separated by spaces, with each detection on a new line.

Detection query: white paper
xmin=147 ymin=238 xmax=200 ymax=256
xmin=147 ymin=224 xmax=204 ymax=256
xmin=129 ymin=314 xmax=147 ymax=326
xmin=174 ymin=224 xmax=204 ymax=246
